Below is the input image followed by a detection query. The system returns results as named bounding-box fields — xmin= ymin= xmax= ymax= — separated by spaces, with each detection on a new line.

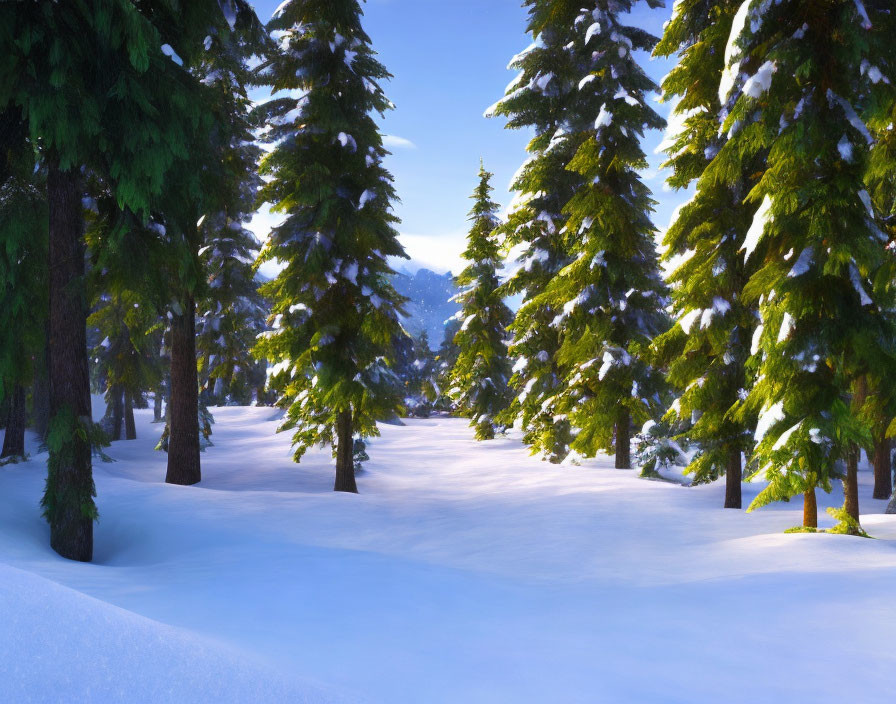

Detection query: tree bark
xmin=872 ymin=434 xmax=892 ymax=500
xmin=614 ymin=407 xmax=631 ymax=469
xmin=843 ymin=444 xmax=861 ymax=530
xmin=153 ymin=389 xmax=163 ymax=423
xmin=46 ymin=161 xmax=93 ymax=562
xmin=803 ymin=488 xmax=817 ymax=529
xmin=109 ymin=386 xmax=124 ymax=441
xmin=124 ymin=392 xmax=136 ymax=440
xmin=724 ymin=447 xmax=742 ymax=509
xmin=31 ymin=327 xmax=51 ymax=441
xmin=334 ymin=407 xmax=357 ymax=493
xmin=166 ymin=298 xmax=201 ymax=485
xmin=1 ymin=384 xmax=26 ymax=458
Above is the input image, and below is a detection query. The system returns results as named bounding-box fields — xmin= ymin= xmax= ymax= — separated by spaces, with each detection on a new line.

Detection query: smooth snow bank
xmin=0 ymin=563 xmax=337 ymax=704
xmin=2 ymin=407 xmax=896 ymax=703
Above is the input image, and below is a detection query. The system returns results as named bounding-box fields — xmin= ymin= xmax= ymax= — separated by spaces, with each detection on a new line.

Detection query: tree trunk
xmin=31 ymin=327 xmax=51 ymax=441
xmin=109 ymin=386 xmax=124 ymax=441
xmin=124 ymin=392 xmax=136 ymax=440
xmin=803 ymin=488 xmax=817 ymax=529
xmin=872 ymin=434 xmax=892 ymax=500
xmin=46 ymin=161 xmax=93 ymax=562
xmin=153 ymin=389 xmax=163 ymax=423
xmin=1 ymin=384 xmax=26 ymax=458
xmin=843 ymin=444 xmax=861 ymax=530
xmin=334 ymin=407 xmax=358 ymax=493
xmin=724 ymin=447 xmax=742 ymax=509
xmin=614 ymin=407 xmax=631 ymax=469
xmin=166 ymin=297 xmax=201 ymax=485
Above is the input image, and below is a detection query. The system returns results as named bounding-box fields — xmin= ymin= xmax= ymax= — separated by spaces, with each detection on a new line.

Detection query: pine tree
xmin=0 ymin=108 xmax=47 ymax=461
xmin=865 ymin=5 xmax=896 ymax=506
xmin=446 ymin=165 xmax=514 ymax=440
xmin=487 ymin=0 xmax=584 ymax=462
xmin=394 ymin=331 xmax=440 ymax=418
xmin=88 ymin=290 xmax=163 ymax=441
xmin=197 ymin=220 xmax=269 ymax=406
xmin=652 ymin=0 xmax=759 ymax=507
xmin=537 ymin=0 xmax=668 ymax=469
xmin=254 ymin=0 xmax=409 ymax=493
xmin=713 ymin=0 xmax=894 ymax=530
xmin=1 ymin=0 xmax=233 ymax=560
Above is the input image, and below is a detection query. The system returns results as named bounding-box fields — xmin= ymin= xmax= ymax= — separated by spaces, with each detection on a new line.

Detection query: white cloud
xmin=397 ymin=232 xmax=465 ymax=275
xmin=382 ymin=134 xmax=417 ymax=150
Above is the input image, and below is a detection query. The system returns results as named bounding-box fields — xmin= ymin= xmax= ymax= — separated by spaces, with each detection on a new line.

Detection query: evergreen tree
xmin=394 ymin=331 xmax=440 ymax=418
xmin=652 ymin=0 xmax=759 ymax=507
xmin=196 ymin=189 xmax=269 ymax=407
xmin=88 ymin=290 xmax=163 ymax=441
xmin=446 ymin=164 xmax=514 ymax=440
xmin=487 ymin=0 xmax=583 ymax=462
xmin=713 ymin=0 xmax=894 ymax=530
xmin=539 ymin=0 xmax=668 ymax=469
xmin=254 ymin=0 xmax=409 ymax=493
xmin=0 ymin=108 xmax=47 ymax=461
xmin=0 ymin=0 xmax=231 ymax=560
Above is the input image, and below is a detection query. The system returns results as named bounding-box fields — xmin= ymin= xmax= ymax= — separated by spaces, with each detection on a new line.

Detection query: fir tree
xmin=487 ymin=0 xmax=584 ymax=462
xmin=254 ymin=0 xmax=409 ymax=493
xmin=88 ymin=290 xmax=163 ymax=441
xmin=652 ymin=0 xmax=759 ymax=507
xmin=196 ymin=208 xmax=269 ymax=408
xmin=713 ymin=0 xmax=894 ymax=530
xmin=536 ymin=0 xmax=668 ymax=470
xmin=0 ymin=108 xmax=47 ymax=461
xmin=394 ymin=331 xmax=440 ymax=418
xmin=1 ymin=0 xmax=233 ymax=560
xmin=446 ymin=165 xmax=514 ymax=440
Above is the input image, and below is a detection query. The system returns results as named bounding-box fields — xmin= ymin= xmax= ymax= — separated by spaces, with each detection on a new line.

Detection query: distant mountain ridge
xmin=391 ymin=268 xmax=460 ymax=350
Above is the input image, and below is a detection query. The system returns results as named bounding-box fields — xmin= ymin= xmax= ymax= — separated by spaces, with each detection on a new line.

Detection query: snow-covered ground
xmin=2 ymin=404 xmax=895 ymax=703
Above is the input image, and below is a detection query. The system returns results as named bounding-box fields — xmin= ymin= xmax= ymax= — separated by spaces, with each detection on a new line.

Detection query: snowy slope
xmin=1 ymin=406 xmax=895 ymax=703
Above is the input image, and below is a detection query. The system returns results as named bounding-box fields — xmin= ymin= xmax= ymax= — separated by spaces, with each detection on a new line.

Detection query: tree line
xmin=2 ymin=0 xmax=895 ymax=565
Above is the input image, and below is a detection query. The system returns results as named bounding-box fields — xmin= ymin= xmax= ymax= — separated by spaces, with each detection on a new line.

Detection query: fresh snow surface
xmin=2 ymin=404 xmax=896 ymax=703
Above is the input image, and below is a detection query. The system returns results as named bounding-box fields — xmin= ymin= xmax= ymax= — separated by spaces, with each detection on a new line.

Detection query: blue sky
xmin=250 ymin=0 xmax=683 ymax=275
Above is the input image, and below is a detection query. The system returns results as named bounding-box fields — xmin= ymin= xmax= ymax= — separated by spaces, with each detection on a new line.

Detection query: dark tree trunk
xmin=153 ymin=390 xmax=163 ymax=423
xmin=124 ymin=392 xmax=136 ymax=440
xmin=872 ymin=434 xmax=892 ymax=500
xmin=843 ymin=444 xmax=861 ymax=531
xmin=109 ymin=386 xmax=124 ymax=441
xmin=1 ymin=384 xmax=26 ymax=458
xmin=46 ymin=161 xmax=93 ymax=562
xmin=166 ymin=297 xmax=200 ymax=485
xmin=31 ymin=327 xmax=51 ymax=441
xmin=803 ymin=488 xmax=817 ymax=529
xmin=614 ymin=407 xmax=631 ymax=469
xmin=334 ymin=408 xmax=357 ymax=493
xmin=724 ymin=447 xmax=742 ymax=509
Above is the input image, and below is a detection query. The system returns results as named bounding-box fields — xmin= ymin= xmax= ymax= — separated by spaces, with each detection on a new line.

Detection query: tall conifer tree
xmin=446 ymin=164 xmax=514 ymax=440
xmin=653 ymin=0 xmax=759 ymax=507
xmin=0 ymin=0 xmax=231 ymax=560
xmin=540 ymin=0 xmax=668 ymax=469
xmin=487 ymin=0 xmax=583 ymax=462
xmin=714 ymin=0 xmax=893 ymax=529
xmin=254 ymin=0 xmax=409 ymax=493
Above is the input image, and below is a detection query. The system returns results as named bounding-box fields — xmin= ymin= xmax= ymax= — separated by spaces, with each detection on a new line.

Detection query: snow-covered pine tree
xmin=446 ymin=164 xmax=514 ymax=440
xmin=652 ymin=0 xmax=759 ymax=507
xmin=394 ymin=331 xmax=440 ymax=418
xmin=254 ymin=0 xmax=409 ymax=493
xmin=713 ymin=0 xmax=894 ymax=530
xmin=197 ymin=218 xmax=269 ymax=406
xmin=539 ymin=0 xmax=668 ymax=470
xmin=864 ymin=4 xmax=896 ymax=506
xmin=487 ymin=0 xmax=583 ymax=462
xmin=0 ymin=108 xmax=47 ymax=461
